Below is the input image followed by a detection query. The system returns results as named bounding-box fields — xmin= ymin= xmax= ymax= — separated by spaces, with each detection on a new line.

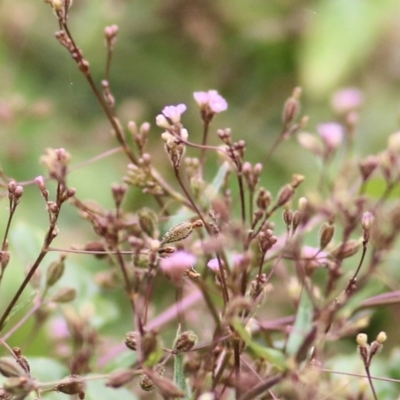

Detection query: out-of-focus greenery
xmin=1 ymin=0 xmax=400 ymax=398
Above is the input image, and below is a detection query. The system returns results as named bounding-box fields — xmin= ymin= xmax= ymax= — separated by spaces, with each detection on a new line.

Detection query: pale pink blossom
xmin=207 ymin=258 xmax=220 ymax=272
xmin=193 ymin=90 xmax=228 ymax=113
xmin=331 ymin=88 xmax=364 ymax=114
xmin=34 ymin=175 xmax=46 ymax=190
xmin=160 ymin=251 xmax=196 ymax=284
xmin=317 ymin=122 xmax=344 ymax=151
xmin=160 ymin=104 xmax=187 ymax=124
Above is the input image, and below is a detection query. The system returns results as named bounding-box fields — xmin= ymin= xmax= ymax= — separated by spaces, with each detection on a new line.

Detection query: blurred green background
xmin=1 ymin=0 xmax=400 ymax=397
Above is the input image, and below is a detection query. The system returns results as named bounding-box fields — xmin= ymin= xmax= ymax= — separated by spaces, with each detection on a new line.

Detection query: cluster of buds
xmin=128 ymin=121 xmax=150 ymax=154
xmin=124 ymin=154 xmax=164 ymax=195
xmin=40 ymin=148 xmax=71 ymax=183
xmin=104 ymin=24 xmax=119 ymax=52
xmin=7 ymin=181 xmax=23 ymax=208
xmin=356 ymin=332 xmax=387 ymax=368
xmin=243 ymin=162 xmax=263 ymax=193
xmin=46 ymin=0 xmax=73 ymax=21
xmin=156 ymin=104 xmax=189 ymax=169
xmin=258 ymin=229 xmax=278 ymax=254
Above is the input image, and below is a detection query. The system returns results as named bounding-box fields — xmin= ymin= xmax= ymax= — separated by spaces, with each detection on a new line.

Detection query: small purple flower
xmin=161 ymin=104 xmax=187 ymax=124
xmin=331 ymin=88 xmax=364 ymax=114
xmin=317 ymin=122 xmax=344 ymax=151
xmin=193 ymin=90 xmax=228 ymax=114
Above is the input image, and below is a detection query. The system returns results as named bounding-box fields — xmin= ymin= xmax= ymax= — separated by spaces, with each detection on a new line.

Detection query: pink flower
xmin=161 ymin=104 xmax=187 ymax=124
xmin=317 ymin=122 xmax=344 ymax=151
xmin=207 ymin=258 xmax=220 ymax=272
xmin=193 ymin=90 xmax=228 ymax=114
xmin=160 ymin=251 xmax=196 ymax=284
xmin=331 ymin=88 xmax=364 ymax=114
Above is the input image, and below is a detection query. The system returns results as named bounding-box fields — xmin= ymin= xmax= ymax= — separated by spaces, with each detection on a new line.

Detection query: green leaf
xmin=231 ymin=318 xmax=286 ymax=371
xmin=300 ymin=0 xmax=400 ymax=97
xmin=1 ymin=291 xmax=36 ymax=331
xmin=285 ymin=289 xmax=313 ymax=357
xmin=363 ymin=178 xmax=400 ymax=199
xmin=204 ymin=162 xmax=230 ymax=202
xmin=173 ymin=325 xmax=189 ymax=399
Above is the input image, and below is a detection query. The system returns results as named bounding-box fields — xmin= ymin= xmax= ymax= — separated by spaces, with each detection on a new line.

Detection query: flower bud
xmin=319 ymin=222 xmax=335 ymax=250
xmin=0 ymin=358 xmax=25 ymax=378
xmin=46 ymin=256 xmax=66 ymax=287
xmin=52 ymin=287 xmax=77 ymax=303
xmin=330 ymin=239 xmax=360 ymax=260
xmin=282 ymin=87 xmax=301 ymax=125
xmin=376 ymin=331 xmax=387 ymax=344
xmin=276 ymin=184 xmax=295 ymax=208
xmin=55 ymin=375 xmax=85 ymax=397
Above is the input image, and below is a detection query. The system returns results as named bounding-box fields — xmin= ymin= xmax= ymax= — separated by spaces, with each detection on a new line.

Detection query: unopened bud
xmin=52 ymin=287 xmax=76 ymax=303
xmin=376 ymin=331 xmax=387 ymax=344
xmin=46 ymin=256 xmax=66 ymax=287
xmin=319 ymin=222 xmax=335 ymax=250
xmin=0 ymin=358 xmax=25 ymax=378
xmin=282 ymin=88 xmax=301 ymax=125
xmin=256 ymin=188 xmax=271 ymax=211
xmin=3 ymin=376 xmax=33 ymax=397
xmin=276 ymin=184 xmax=295 ymax=208
xmin=1 ymin=251 xmax=10 ymax=271
xmin=55 ymin=375 xmax=85 ymax=397
xmin=330 ymin=239 xmax=360 ymax=260
xmin=283 ymin=207 xmax=293 ymax=228
xmin=361 ymin=211 xmax=374 ymax=231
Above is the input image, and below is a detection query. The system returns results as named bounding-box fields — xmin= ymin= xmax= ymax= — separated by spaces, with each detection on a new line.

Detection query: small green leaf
xmin=286 ymin=289 xmax=313 ymax=357
xmin=204 ymin=162 xmax=230 ymax=202
xmin=232 ymin=319 xmax=286 ymax=371
xmin=1 ymin=291 xmax=36 ymax=331
xmin=173 ymin=325 xmax=189 ymax=399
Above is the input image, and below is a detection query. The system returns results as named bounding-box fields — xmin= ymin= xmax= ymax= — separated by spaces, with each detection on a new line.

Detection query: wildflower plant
xmin=1 ymin=1 xmax=400 ymax=400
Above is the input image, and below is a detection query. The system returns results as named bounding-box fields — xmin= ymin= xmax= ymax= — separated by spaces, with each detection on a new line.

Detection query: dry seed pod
xmin=124 ymin=331 xmax=139 ymax=351
xmin=161 ymin=220 xmax=203 ymax=244
xmin=173 ymin=331 xmax=198 ymax=353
